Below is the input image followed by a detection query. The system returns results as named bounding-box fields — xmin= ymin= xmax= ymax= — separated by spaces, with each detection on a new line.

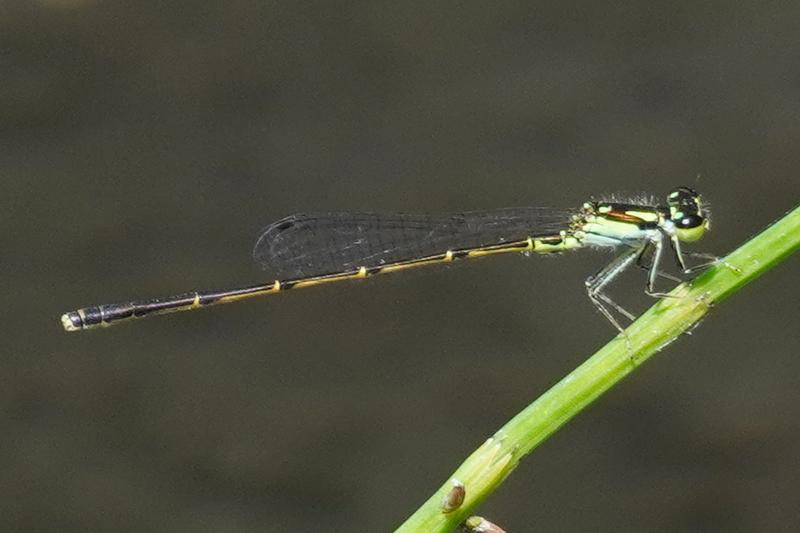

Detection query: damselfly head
xmin=667 ymin=186 xmax=709 ymax=242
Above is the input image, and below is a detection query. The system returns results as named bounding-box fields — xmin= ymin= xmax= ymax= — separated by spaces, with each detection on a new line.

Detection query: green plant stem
xmin=397 ymin=204 xmax=800 ymax=532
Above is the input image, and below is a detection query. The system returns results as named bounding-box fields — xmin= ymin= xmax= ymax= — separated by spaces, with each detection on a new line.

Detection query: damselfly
xmin=61 ymin=187 xmax=712 ymax=332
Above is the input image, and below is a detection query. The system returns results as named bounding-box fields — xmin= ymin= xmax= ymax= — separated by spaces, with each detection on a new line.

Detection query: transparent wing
xmin=253 ymin=207 xmax=575 ymax=278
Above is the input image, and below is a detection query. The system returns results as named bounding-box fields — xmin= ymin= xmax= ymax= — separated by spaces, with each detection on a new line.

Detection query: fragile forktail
xmin=61 ymin=187 xmax=711 ymax=332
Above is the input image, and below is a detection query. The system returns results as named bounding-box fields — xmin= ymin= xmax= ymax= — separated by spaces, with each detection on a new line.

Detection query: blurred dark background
xmin=2 ymin=1 xmax=799 ymax=531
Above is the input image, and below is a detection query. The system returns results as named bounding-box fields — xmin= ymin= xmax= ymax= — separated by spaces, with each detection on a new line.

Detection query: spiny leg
xmin=635 ymin=240 xmax=683 ymax=283
xmin=668 ymin=232 xmax=688 ymax=271
xmin=646 ymin=234 xmax=727 ymax=299
xmin=644 ymin=234 xmax=672 ymax=298
xmin=644 ymin=233 xmax=678 ymax=298
xmin=639 ymin=266 xmax=682 ymax=284
xmin=668 ymin=234 xmax=737 ymax=274
xmin=681 ymin=251 xmax=742 ymax=274
xmin=639 ymin=239 xmax=726 ymax=290
xmin=585 ymin=246 xmax=642 ymax=333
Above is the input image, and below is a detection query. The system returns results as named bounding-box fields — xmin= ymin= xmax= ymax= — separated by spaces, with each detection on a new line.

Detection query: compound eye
xmin=667 ymin=187 xmax=702 ymax=212
xmin=677 ymin=214 xmax=703 ymax=229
